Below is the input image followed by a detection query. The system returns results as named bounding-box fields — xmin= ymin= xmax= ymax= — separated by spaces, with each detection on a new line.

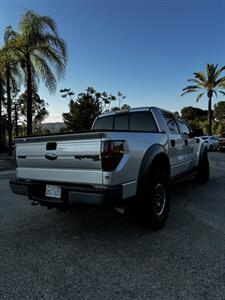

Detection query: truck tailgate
xmin=15 ymin=132 xmax=103 ymax=184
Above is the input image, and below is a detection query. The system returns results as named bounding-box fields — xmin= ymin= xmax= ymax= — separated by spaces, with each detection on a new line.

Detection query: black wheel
xmin=209 ymin=145 xmax=213 ymax=152
xmin=136 ymin=171 xmax=170 ymax=230
xmin=194 ymin=151 xmax=209 ymax=184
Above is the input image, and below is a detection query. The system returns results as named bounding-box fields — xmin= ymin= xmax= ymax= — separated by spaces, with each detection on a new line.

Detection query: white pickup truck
xmin=10 ymin=107 xmax=209 ymax=230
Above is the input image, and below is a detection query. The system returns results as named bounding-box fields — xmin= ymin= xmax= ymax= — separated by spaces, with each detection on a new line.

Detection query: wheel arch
xmin=136 ymin=144 xmax=170 ymax=197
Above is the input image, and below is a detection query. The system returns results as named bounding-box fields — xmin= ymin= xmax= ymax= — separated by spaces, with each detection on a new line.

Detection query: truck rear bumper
xmin=10 ymin=180 xmax=123 ymax=207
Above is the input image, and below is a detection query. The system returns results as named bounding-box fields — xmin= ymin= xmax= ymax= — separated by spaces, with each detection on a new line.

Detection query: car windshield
xmin=201 ymin=136 xmax=208 ymax=140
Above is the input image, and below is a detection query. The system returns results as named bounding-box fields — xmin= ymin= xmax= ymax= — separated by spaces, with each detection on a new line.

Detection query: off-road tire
xmin=136 ymin=171 xmax=170 ymax=230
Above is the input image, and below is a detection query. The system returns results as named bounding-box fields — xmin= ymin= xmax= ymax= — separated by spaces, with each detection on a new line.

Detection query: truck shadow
xmin=5 ymin=166 xmax=223 ymax=250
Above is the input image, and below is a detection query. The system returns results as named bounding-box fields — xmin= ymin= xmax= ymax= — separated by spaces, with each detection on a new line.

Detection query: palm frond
xmin=206 ymin=63 xmax=215 ymax=79
xmin=4 ymin=26 xmax=18 ymax=44
xmin=34 ymin=43 xmax=66 ymax=79
xmin=215 ymin=65 xmax=225 ymax=80
xmin=196 ymin=92 xmax=204 ymax=102
xmin=31 ymin=54 xmax=57 ymax=93
xmin=187 ymin=78 xmax=205 ymax=87
xmin=39 ymin=34 xmax=67 ymax=61
xmin=181 ymin=89 xmax=200 ymax=97
xmin=193 ymin=72 xmax=207 ymax=83
xmin=213 ymin=90 xmax=218 ymax=98
xmin=182 ymin=85 xmax=200 ymax=92
xmin=40 ymin=15 xmax=58 ymax=36
xmin=215 ymin=76 xmax=225 ymax=87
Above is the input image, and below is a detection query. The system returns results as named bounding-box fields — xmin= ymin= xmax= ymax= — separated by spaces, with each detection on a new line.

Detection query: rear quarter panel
xmin=101 ymin=131 xmax=168 ymax=188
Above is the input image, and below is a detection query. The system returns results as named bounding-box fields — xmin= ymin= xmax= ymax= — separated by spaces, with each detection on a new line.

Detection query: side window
xmin=129 ymin=112 xmax=158 ymax=132
xmin=163 ymin=113 xmax=179 ymax=134
xmin=114 ymin=114 xmax=129 ymax=130
xmin=177 ymin=118 xmax=190 ymax=135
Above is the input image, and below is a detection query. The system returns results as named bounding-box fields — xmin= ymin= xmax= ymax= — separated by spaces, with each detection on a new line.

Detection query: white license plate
xmin=45 ymin=184 xmax=62 ymax=199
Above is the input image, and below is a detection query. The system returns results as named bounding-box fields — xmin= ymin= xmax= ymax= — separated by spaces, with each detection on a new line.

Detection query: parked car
xmin=10 ymin=107 xmax=209 ymax=230
xmin=200 ymin=136 xmax=218 ymax=151
xmin=218 ymin=133 xmax=225 ymax=151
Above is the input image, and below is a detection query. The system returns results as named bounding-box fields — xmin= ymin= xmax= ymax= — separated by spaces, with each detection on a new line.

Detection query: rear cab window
xmin=114 ymin=114 xmax=129 ymax=130
xmin=92 ymin=115 xmax=113 ymax=130
xmin=92 ymin=111 xmax=158 ymax=132
xmin=129 ymin=112 xmax=158 ymax=132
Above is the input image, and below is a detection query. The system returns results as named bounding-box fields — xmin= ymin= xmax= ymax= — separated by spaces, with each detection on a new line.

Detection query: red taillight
xmin=101 ymin=141 xmax=124 ymax=171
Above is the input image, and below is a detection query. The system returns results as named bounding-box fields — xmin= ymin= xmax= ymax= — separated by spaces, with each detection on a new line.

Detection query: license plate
xmin=45 ymin=184 xmax=62 ymax=199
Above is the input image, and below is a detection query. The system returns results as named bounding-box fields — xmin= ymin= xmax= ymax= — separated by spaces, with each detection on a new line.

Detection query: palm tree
xmin=0 ymin=69 xmax=5 ymax=148
xmin=0 ymin=26 xmax=20 ymax=154
xmin=181 ymin=64 xmax=225 ymax=135
xmin=16 ymin=10 xmax=67 ymax=135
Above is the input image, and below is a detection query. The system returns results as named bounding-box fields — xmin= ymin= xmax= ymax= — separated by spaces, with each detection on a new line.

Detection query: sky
xmin=0 ymin=0 xmax=225 ymax=123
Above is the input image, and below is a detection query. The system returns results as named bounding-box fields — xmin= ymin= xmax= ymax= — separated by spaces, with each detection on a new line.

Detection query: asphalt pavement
xmin=0 ymin=153 xmax=225 ymax=299
xmin=0 ymin=156 xmax=15 ymax=171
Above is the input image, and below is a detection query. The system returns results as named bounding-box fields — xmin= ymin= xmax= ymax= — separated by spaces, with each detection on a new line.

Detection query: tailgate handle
xmin=45 ymin=153 xmax=57 ymax=161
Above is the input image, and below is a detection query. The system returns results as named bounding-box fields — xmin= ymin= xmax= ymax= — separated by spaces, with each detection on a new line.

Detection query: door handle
xmin=171 ymin=140 xmax=175 ymax=147
xmin=45 ymin=153 xmax=57 ymax=161
xmin=185 ymin=139 xmax=188 ymax=146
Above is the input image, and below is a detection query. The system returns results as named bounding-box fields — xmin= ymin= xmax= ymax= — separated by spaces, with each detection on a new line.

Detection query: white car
xmin=201 ymin=136 xmax=218 ymax=151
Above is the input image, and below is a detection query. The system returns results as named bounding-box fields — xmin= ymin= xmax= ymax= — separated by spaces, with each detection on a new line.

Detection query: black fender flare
xmin=136 ymin=144 xmax=170 ymax=198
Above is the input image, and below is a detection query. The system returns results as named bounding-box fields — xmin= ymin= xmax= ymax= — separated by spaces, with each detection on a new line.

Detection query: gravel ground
xmin=0 ymin=153 xmax=225 ymax=299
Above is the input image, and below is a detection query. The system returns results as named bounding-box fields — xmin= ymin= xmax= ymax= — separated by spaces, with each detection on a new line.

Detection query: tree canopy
xmin=62 ymin=89 xmax=101 ymax=131
xmin=62 ymin=87 xmax=129 ymax=131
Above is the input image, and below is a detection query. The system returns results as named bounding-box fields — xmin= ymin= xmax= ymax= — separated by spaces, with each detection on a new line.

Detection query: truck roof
xmin=98 ymin=107 xmax=157 ymax=117
xmin=97 ymin=106 xmax=177 ymax=118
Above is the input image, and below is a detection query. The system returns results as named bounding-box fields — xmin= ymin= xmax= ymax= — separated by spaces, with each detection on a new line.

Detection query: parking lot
xmin=0 ymin=153 xmax=225 ymax=299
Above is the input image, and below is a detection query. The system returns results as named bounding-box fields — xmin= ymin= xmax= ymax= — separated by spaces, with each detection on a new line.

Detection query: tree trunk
xmin=6 ymin=66 xmax=12 ymax=156
xmin=14 ymin=104 xmax=19 ymax=137
xmin=207 ymin=92 xmax=212 ymax=136
xmin=0 ymin=81 xmax=3 ymax=148
xmin=26 ymin=57 xmax=32 ymax=136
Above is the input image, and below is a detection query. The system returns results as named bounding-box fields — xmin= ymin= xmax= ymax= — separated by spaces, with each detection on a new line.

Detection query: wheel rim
xmin=153 ymin=183 xmax=166 ymax=216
